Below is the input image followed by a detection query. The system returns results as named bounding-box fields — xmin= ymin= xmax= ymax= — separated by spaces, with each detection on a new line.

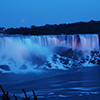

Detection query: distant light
xmin=3 ymin=28 xmax=5 ymax=31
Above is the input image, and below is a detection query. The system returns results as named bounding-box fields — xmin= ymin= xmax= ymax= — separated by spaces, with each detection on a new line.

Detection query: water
xmin=0 ymin=34 xmax=99 ymax=73
xmin=0 ymin=67 xmax=100 ymax=100
xmin=0 ymin=34 xmax=100 ymax=100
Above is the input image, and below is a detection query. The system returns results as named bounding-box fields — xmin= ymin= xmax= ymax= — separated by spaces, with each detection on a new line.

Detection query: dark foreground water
xmin=0 ymin=66 xmax=100 ymax=100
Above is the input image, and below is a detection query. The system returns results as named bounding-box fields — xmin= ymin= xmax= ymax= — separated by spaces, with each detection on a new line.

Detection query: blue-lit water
xmin=0 ymin=67 xmax=100 ymax=100
xmin=0 ymin=34 xmax=100 ymax=100
xmin=0 ymin=34 xmax=99 ymax=73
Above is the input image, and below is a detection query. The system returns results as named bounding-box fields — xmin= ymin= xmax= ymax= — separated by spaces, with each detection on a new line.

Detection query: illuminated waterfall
xmin=0 ymin=34 xmax=99 ymax=73
xmin=0 ymin=34 xmax=99 ymax=56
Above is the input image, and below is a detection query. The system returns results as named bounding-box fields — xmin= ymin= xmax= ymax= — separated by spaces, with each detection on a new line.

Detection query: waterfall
xmin=0 ymin=34 xmax=99 ymax=73
xmin=0 ymin=34 xmax=99 ymax=50
xmin=66 ymin=34 xmax=99 ymax=50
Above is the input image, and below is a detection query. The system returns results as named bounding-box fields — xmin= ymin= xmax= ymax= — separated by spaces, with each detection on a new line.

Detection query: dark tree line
xmin=5 ymin=20 xmax=100 ymax=35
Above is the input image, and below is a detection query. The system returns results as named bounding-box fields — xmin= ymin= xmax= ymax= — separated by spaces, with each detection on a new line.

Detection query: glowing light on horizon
xmin=3 ymin=28 xmax=5 ymax=31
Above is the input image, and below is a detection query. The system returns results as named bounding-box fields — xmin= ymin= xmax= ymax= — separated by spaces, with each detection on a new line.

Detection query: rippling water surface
xmin=0 ymin=66 xmax=100 ymax=100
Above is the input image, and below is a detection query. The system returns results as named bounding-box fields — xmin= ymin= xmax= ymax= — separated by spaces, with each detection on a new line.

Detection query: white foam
xmin=0 ymin=34 xmax=99 ymax=73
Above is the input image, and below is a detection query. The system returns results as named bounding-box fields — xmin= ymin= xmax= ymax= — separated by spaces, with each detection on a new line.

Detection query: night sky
xmin=0 ymin=0 xmax=100 ymax=28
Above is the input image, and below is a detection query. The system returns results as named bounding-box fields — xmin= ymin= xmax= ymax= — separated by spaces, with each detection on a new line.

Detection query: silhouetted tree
xmin=5 ymin=20 xmax=100 ymax=35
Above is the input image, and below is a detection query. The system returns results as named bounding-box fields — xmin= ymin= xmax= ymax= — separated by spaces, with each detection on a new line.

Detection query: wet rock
xmin=86 ymin=56 xmax=89 ymax=61
xmin=89 ymin=60 xmax=96 ymax=64
xmin=91 ymin=50 xmax=100 ymax=57
xmin=63 ymin=59 xmax=69 ymax=65
xmin=59 ymin=57 xmax=69 ymax=65
xmin=80 ymin=60 xmax=85 ymax=63
xmin=80 ymin=57 xmax=86 ymax=63
xmin=8 ymin=58 xmax=16 ymax=64
xmin=63 ymin=65 xmax=69 ymax=68
xmin=63 ymin=48 xmax=74 ymax=58
xmin=59 ymin=57 xmax=64 ymax=63
xmin=32 ymin=55 xmax=46 ymax=66
xmin=52 ymin=54 xmax=58 ymax=63
xmin=0 ymin=65 xmax=10 ymax=71
xmin=19 ymin=64 xmax=27 ymax=70
xmin=72 ymin=63 xmax=78 ymax=67
xmin=77 ymin=50 xmax=83 ymax=57
xmin=97 ymin=59 xmax=100 ymax=65
xmin=53 ymin=46 xmax=67 ymax=55
xmin=45 ymin=61 xmax=52 ymax=68
xmin=53 ymin=47 xmax=74 ymax=58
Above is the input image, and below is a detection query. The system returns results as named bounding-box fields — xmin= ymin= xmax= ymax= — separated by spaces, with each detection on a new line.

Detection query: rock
xmin=8 ymin=58 xmax=16 ymax=64
xmin=91 ymin=50 xmax=99 ymax=57
xmin=97 ymin=59 xmax=100 ymax=65
xmin=0 ymin=65 xmax=10 ymax=71
xmin=53 ymin=46 xmax=68 ymax=55
xmin=89 ymin=60 xmax=96 ymax=64
xmin=31 ymin=55 xmax=46 ymax=66
xmin=77 ymin=50 xmax=83 ymax=57
xmin=52 ymin=54 xmax=58 ymax=63
xmin=80 ymin=60 xmax=85 ymax=63
xmin=59 ymin=57 xmax=64 ymax=63
xmin=80 ymin=57 xmax=86 ymax=63
xmin=19 ymin=64 xmax=27 ymax=70
xmin=63 ymin=66 xmax=69 ymax=68
xmin=63 ymin=48 xmax=74 ymax=58
xmin=45 ymin=61 xmax=52 ymax=68
xmin=72 ymin=63 xmax=78 ymax=67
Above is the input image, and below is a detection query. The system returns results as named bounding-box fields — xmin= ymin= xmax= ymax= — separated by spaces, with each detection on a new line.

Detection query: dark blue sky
xmin=0 ymin=0 xmax=100 ymax=28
